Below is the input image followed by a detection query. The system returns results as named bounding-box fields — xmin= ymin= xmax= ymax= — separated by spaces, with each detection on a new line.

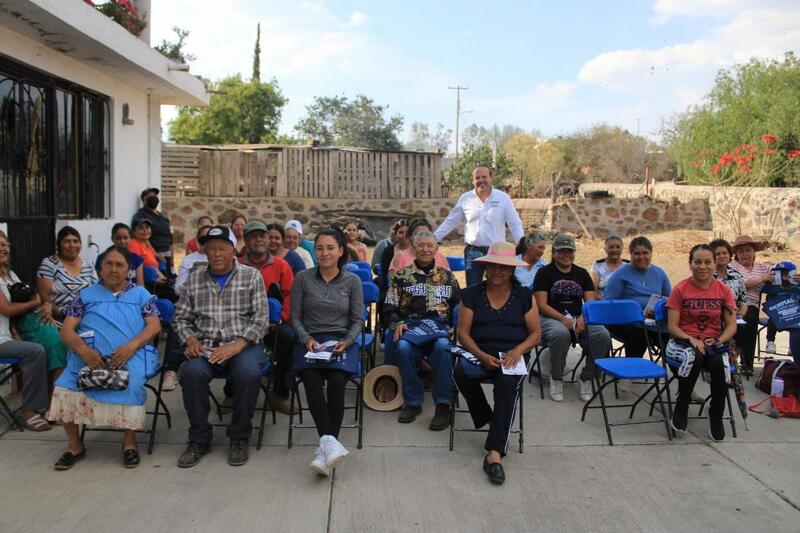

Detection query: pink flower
xmin=762 ymin=134 xmax=777 ymax=144
xmin=788 ymin=149 xmax=800 ymax=159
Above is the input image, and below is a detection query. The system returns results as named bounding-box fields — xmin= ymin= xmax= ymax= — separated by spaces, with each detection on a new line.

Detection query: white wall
xmin=0 ymin=25 xmax=160 ymax=256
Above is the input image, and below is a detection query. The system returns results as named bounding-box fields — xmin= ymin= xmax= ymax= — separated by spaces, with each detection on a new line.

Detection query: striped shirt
xmin=731 ymin=260 xmax=771 ymax=307
xmin=173 ymin=262 xmax=268 ymax=346
xmin=37 ymin=255 xmax=98 ymax=314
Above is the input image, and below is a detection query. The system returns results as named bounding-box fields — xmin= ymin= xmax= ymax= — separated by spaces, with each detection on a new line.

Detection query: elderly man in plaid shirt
xmin=172 ymin=225 xmax=269 ymax=468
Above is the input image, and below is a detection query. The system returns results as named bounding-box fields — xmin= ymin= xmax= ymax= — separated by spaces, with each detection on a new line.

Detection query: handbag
xmin=756 ymin=359 xmax=800 ymax=399
xmin=78 ymin=359 xmax=129 ymax=391
xmin=748 ymin=395 xmax=800 ymax=418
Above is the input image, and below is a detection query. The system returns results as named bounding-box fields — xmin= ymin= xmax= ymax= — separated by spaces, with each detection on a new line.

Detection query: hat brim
xmin=472 ymin=256 xmax=529 ymax=267
xmin=553 ymin=246 xmax=576 ymax=251
xmin=363 ymin=365 xmax=404 ymax=412
xmin=733 ymin=241 xmax=766 ymax=252
xmin=198 ymin=235 xmax=234 ymax=246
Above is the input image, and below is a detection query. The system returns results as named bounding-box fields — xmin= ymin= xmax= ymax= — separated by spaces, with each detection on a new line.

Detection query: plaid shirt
xmin=173 ymin=262 xmax=268 ymax=346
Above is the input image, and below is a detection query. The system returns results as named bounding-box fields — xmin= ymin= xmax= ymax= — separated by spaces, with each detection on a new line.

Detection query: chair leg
xmin=653 ymin=378 xmax=673 ymax=441
xmin=147 ymin=371 xmax=166 ymax=455
xmin=725 ymin=387 xmax=738 ymax=439
xmin=518 ymin=382 xmax=524 ymax=454
xmin=287 ymin=385 xmax=296 ymax=449
xmin=357 ymin=380 xmax=364 ymax=450
xmin=257 ymin=383 xmax=268 ymax=450
xmin=448 ymin=390 xmax=457 ymax=452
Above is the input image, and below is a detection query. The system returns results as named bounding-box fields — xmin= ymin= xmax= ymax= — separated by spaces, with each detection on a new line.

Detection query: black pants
xmin=736 ymin=305 xmax=760 ymax=371
xmin=607 ymin=325 xmax=662 ymax=358
xmin=300 ymin=368 xmax=349 ymax=438
xmin=675 ymin=347 xmax=727 ymax=422
xmin=267 ymin=323 xmax=296 ymax=398
xmin=163 ymin=326 xmax=185 ymax=372
xmin=452 ymin=362 xmax=524 ymax=456
xmin=766 ymin=319 xmax=777 ymax=342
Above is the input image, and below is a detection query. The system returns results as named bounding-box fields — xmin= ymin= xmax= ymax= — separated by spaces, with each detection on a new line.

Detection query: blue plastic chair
xmin=357 ymin=282 xmax=380 ymax=367
xmin=346 ymin=265 xmax=372 ymax=283
xmin=580 ymin=300 xmax=672 ymax=445
xmin=155 ymin=298 xmax=175 ymax=324
xmin=447 ymin=256 xmax=466 ymax=272
xmin=143 ymin=266 xmax=159 ymax=283
xmin=353 ymin=261 xmax=371 ymax=271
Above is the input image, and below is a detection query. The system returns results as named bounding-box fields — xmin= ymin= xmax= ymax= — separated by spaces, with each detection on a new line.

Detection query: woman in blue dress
xmin=47 ymin=246 xmax=161 ymax=470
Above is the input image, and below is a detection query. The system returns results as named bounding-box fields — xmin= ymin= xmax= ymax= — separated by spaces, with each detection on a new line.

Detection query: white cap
xmin=285 ymin=220 xmax=303 ymax=235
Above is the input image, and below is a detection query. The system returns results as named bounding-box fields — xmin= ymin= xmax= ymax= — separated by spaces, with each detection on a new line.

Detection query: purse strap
xmin=748 ymin=396 xmax=774 ymax=414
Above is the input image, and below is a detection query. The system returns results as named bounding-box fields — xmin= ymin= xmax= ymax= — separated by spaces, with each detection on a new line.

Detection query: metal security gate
xmin=0 ymin=59 xmax=54 ymax=283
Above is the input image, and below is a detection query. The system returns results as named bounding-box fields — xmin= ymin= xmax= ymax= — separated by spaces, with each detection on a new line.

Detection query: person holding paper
xmin=290 ymin=228 xmax=363 ymax=477
xmin=452 ymin=242 xmax=541 ymax=485
xmin=666 ymin=244 xmax=737 ymax=442
xmin=761 ymin=261 xmax=800 ymax=363
xmin=533 ymin=234 xmax=610 ymax=402
xmin=384 ymin=231 xmax=461 ymax=430
xmin=602 ymin=236 xmax=671 ymax=388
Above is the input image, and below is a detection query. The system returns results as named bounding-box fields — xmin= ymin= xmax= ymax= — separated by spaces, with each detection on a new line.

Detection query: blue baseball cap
xmin=771 ymin=261 xmax=797 ymax=271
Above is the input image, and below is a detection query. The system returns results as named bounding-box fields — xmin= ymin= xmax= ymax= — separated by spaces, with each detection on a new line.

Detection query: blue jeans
xmin=396 ymin=337 xmax=453 ymax=407
xmin=464 ymin=247 xmax=486 ymax=288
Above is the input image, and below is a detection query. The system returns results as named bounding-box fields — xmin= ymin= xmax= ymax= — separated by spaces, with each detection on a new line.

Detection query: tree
xmin=252 ymin=23 xmax=261 ymax=82
xmin=294 ymin=95 xmax=404 ymax=150
xmin=443 ymin=144 xmax=513 ymax=192
xmin=502 ymin=134 xmax=565 ymax=195
xmin=404 ymin=122 xmax=451 ymax=152
xmin=168 ymin=75 xmax=286 ymax=144
xmin=461 ymin=123 xmax=541 ymax=153
xmin=154 ymin=26 xmax=195 ymax=64
xmin=670 ymin=53 xmax=800 ymax=185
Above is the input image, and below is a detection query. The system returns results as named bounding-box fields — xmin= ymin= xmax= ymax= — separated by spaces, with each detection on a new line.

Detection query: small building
xmin=0 ymin=0 xmax=207 ymax=280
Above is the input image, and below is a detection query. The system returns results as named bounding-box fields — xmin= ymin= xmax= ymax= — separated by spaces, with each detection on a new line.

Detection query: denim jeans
xmin=464 ymin=247 xmax=486 ymax=288
xmin=396 ymin=337 xmax=453 ymax=407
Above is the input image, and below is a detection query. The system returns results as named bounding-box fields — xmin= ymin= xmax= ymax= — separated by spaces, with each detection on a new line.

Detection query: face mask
xmin=145 ymin=196 xmax=159 ymax=209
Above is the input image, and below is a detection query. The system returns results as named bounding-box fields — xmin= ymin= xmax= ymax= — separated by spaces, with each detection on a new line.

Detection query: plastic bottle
xmin=772 ymin=376 xmax=784 ymax=397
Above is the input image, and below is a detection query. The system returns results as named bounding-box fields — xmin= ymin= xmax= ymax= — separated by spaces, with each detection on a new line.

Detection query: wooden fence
xmin=160 ymin=144 xmax=443 ymax=199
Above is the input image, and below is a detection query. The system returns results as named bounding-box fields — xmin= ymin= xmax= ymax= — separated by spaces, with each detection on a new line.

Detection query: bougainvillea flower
xmin=762 ymin=134 xmax=777 ymax=143
xmin=788 ymin=149 xmax=800 ymax=159
xmin=763 ymin=148 xmax=777 ymax=155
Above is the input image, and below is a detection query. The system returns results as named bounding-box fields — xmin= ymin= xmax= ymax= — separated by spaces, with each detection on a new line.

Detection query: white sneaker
xmin=549 ymin=380 xmax=564 ymax=402
xmin=320 ymin=435 xmax=348 ymax=468
xmin=618 ymin=379 xmax=633 ymax=393
xmin=579 ymin=379 xmax=593 ymax=401
xmin=310 ymin=447 xmax=330 ymax=477
xmin=765 ymin=341 xmax=777 ymax=354
xmin=162 ymin=370 xmax=178 ymax=391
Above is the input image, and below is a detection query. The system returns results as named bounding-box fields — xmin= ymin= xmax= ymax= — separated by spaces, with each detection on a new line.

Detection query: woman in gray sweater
xmin=291 ymin=227 xmax=363 ymax=477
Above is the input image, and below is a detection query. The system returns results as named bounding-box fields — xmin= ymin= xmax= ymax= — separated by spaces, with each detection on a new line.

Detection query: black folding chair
xmin=0 ymin=357 xmax=23 ymax=437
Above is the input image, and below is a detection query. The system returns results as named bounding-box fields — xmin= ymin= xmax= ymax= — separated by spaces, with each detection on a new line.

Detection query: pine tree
xmin=252 ymin=23 xmax=261 ymax=81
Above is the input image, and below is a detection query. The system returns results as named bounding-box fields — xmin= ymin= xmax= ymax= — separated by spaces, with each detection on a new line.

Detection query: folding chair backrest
xmin=353 ymin=261 xmax=371 ymax=271
xmin=143 ymin=266 xmax=159 ymax=283
xmin=268 ymin=298 xmax=282 ymax=324
xmin=582 ymin=300 xmax=643 ymax=326
xmin=344 ymin=263 xmax=361 ymax=273
xmin=654 ymin=299 xmax=668 ymax=323
xmin=447 ymin=256 xmax=466 ymax=272
xmin=374 ymin=264 xmax=383 ymax=277
xmin=452 ymin=305 xmax=459 ymax=326
xmin=362 ymin=281 xmax=380 ymax=304
xmin=155 ymin=298 xmax=175 ymax=324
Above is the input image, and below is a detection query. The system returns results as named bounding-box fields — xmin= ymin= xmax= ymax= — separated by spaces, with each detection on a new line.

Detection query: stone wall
xmin=164 ymin=196 xmax=563 ymax=249
xmin=163 ymin=196 xmax=457 ymax=247
xmin=580 ymin=182 xmax=800 ymax=247
xmin=547 ymin=196 xmax=710 ymax=239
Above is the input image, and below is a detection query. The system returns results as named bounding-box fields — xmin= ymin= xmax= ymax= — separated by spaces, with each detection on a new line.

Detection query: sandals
xmin=22 ymin=414 xmax=52 ymax=432
xmin=123 ymin=448 xmax=140 ymax=468
xmin=54 ymin=448 xmax=86 ymax=470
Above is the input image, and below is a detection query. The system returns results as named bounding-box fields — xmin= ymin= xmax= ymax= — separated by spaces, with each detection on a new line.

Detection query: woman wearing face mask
xmin=132 ymin=188 xmax=174 ymax=270
xmin=591 ymin=236 xmax=628 ymax=298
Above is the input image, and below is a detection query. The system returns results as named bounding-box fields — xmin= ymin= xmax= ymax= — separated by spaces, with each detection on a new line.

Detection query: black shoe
xmin=228 ymin=438 xmax=249 ymax=466
xmin=708 ymin=416 xmax=725 ymax=442
xmin=123 ymin=448 xmax=140 ymax=469
xmin=398 ymin=405 xmax=422 ymax=423
xmin=54 ymin=448 xmax=86 ymax=471
xmin=429 ymin=404 xmax=451 ymax=431
xmin=177 ymin=442 xmax=211 ymax=468
xmin=670 ymin=405 xmax=688 ymax=434
xmin=483 ymin=455 xmax=505 ymax=485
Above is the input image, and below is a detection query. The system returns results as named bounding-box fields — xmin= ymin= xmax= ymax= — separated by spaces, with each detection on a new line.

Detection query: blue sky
xmin=152 ymin=0 xmax=800 ymax=144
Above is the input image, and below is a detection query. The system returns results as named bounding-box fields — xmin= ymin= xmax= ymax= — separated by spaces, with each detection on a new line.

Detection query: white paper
xmin=304 ymin=340 xmax=338 ymax=361
xmin=500 ymin=352 xmax=528 ymax=376
xmin=644 ymin=318 xmax=656 ymax=327
xmin=736 ymin=318 xmax=746 ymax=325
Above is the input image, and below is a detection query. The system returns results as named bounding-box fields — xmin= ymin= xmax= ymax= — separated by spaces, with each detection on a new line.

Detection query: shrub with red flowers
xmin=88 ymin=1 xmax=147 ymax=37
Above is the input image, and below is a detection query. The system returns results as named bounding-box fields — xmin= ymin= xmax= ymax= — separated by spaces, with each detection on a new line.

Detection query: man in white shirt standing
xmin=434 ymin=164 xmax=525 ymax=287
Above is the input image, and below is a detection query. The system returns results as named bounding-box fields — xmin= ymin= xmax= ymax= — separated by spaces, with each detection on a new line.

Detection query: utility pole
xmin=449 ymin=85 xmax=468 ymax=159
